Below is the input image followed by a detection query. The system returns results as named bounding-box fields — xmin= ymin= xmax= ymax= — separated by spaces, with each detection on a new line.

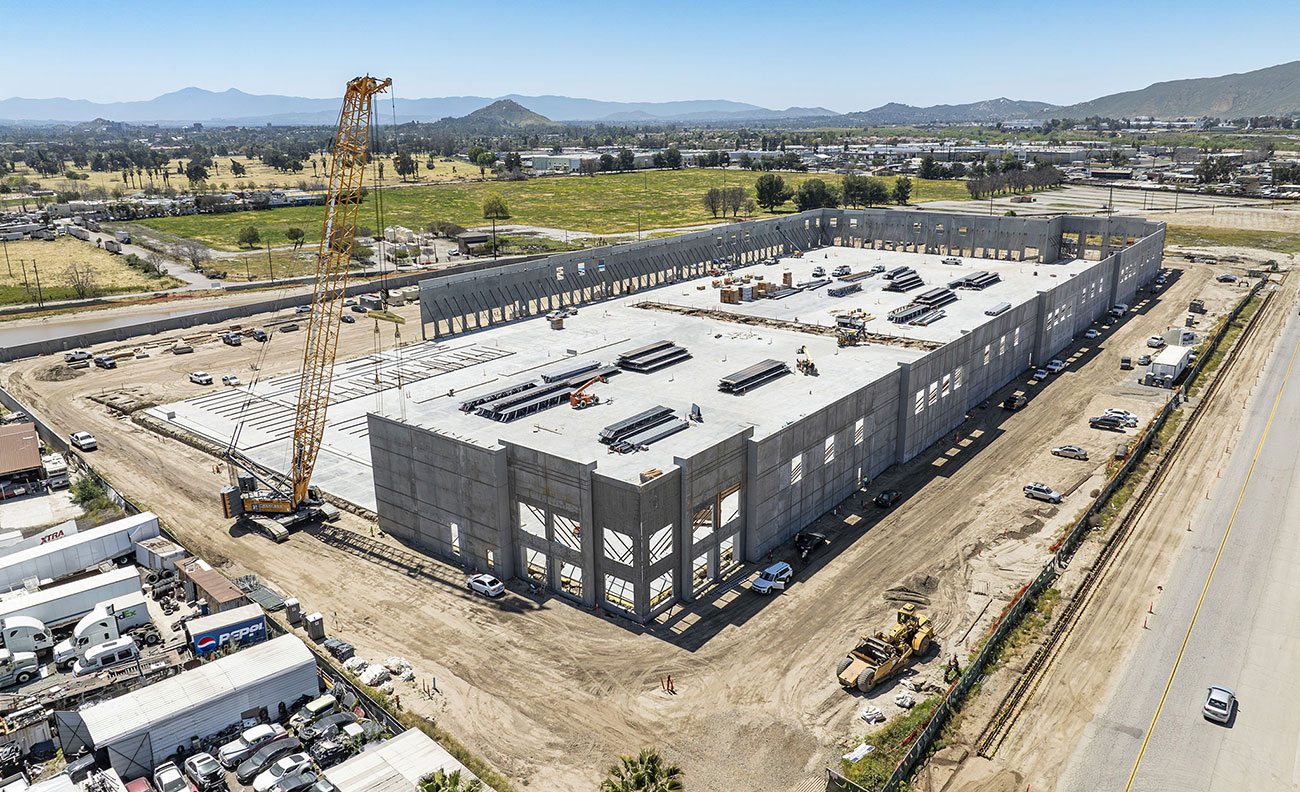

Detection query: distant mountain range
xmin=3 ymin=61 xmax=1299 ymax=127
xmin=0 ymin=88 xmax=837 ymax=126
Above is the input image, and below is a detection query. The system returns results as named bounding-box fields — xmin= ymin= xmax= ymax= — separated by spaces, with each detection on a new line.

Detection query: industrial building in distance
xmin=361 ymin=208 xmax=1165 ymax=621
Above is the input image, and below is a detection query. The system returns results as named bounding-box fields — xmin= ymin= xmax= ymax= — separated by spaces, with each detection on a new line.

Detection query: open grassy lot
xmin=1165 ymin=223 xmax=1300 ymax=255
xmin=11 ymin=155 xmax=479 ymax=197
xmin=135 ymin=170 xmax=969 ymax=251
xmin=0 ymin=237 xmax=181 ymax=305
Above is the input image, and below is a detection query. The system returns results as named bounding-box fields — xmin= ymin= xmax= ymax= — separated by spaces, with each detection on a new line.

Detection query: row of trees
xmin=701 ymin=186 xmax=753 ymax=218
xmin=964 ymin=164 xmax=1063 ymax=198
xmin=709 ymin=174 xmax=913 ymax=217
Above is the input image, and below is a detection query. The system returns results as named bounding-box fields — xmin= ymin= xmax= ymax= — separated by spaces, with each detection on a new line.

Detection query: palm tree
xmin=419 ymin=769 xmax=482 ymax=792
xmin=599 ymin=748 xmax=684 ymax=792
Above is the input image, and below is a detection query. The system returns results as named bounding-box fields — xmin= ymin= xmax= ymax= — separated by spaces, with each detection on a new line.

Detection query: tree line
xmin=705 ymin=173 xmax=912 ymax=217
xmin=964 ymin=163 xmax=1063 ymax=199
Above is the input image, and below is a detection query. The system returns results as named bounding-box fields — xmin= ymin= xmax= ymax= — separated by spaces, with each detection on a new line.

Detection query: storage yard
xmin=0 ymin=182 xmax=1271 ymax=792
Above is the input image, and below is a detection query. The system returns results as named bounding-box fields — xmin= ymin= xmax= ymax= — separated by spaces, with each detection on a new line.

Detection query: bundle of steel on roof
xmin=883 ymin=267 xmax=924 ymax=292
xmin=475 ymin=381 xmax=572 ymax=422
xmin=948 ymin=271 xmax=1002 ymax=290
xmin=838 ymin=270 xmax=877 ymax=283
xmin=985 ymin=301 xmax=1012 ymax=316
xmin=617 ymin=340 xmax=691 ymax=372
xmin=718 ymin=359 xmax=790 ymax=394
xmin=600 ymin=406 xmax=676 ymax=445
xmin=609 ymin=418 xmax=689 ymax=454
xmin=827 ymin=282 xmax=862 ymax=298
xmin=459 ymin=381 xmax=537 ymax=413
xmin=540 ymin=360 xmax=603 ymax=383
xmin=913 ymin=287 xmax=958 ymax=308
xmin=795 ymin=278 xmax=831 ymax=290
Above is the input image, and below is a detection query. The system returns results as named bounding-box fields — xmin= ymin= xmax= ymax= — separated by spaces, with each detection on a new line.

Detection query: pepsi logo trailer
xmin=191 ymin=616 xmax=267 ymax=655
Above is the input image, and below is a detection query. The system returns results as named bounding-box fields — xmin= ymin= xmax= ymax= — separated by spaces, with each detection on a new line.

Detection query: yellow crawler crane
xmin=836 ymin=603 xmax=935 ymax=693
xmin=221 ymin=76 xmax=391 ymax=527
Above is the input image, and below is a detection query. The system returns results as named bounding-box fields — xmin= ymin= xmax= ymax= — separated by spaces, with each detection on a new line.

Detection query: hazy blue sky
xmin=6 ymin=0 xmax=1298 ymax=110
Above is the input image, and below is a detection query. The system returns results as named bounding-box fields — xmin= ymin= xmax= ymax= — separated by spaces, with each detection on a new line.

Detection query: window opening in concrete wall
xmin=554 ymin=514 xmax=582 ymax=552
xmin=649 ymin=525 xmax=673 ymax=564
xmin=603 ymin=529 xmax=634 ymax=564
xmin=790 ymin=453 xmax=803 ymax=485
xmin=604 ymin=575 xmax=635 ymax=611
xmin=719 ymin=485 xmax=740 ymax=527
xmin=450 ymin=522 xmax=460 ymax=555
xmin=649 ymin=572 xmax=673 ymax=609
xmin=915 ymin=390 xmax=925 ymax=415
xmin=560 ymin=562 xmax=583 ymax=598
xmin=1014 ymin=327 xmax=1021 ymax=346
xmin=556 ymin=266 xmax=565 ymax=281
xmin=825 ymin=434 xmax=835 ymax=464
xmin=984 ymin=344 xmax=991 ymax=365
xmin=692 ymin=503 xmax=715 ymax=543
xmin=855 ymin=418 xmax=865 ymax=445
xmin=525 ymin=548 xmax=547 ymax=582
xmin=941 ymin=374 xmax=951 ymax=398
xmin=577 ymin=262 xmax=586 ymax=275
xmin=520 ymin=503 xmax=547 ymax=538
xmin=999 ymin=335 xmax=1006 ymax=355
xmin=692 ymin=552 xmax=710 ymax=591
xmin=850 ymin=217 xmax=858 ymax=227
xmin=720 ymin=534 xmax=736 ymax=569
xmin=597 ymin=262 xmax=606 ymax=272
xmin=955 ymin=366 xmax=964 ymax=390
xmin=487 ymin=550 xmax=495 ymax=569
xmin=928 ymin=381 xmax=939 ymax=406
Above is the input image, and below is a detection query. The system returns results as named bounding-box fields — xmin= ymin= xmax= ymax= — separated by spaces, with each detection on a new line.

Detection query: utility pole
xmin=1 ymin=237 xmax=9 ymax=277
xmin=32 ymin=259 xmax=43 ymax=307
xmin=266 ymin=242 xmax=273 ymax=283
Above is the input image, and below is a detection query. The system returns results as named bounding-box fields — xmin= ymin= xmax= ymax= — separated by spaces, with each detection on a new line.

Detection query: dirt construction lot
xmin=0 ymin=259 xmax=1252 ymax=791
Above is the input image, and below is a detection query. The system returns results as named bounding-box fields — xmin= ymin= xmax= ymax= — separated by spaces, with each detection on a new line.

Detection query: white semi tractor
xmin=54 ymin=592 xmax=159 ymax=669
xmin=0 ymin=567 xmax=142 ymax=656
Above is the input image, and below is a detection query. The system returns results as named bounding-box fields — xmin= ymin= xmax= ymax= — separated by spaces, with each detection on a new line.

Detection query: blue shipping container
xmin=190 ymin=614 xmax=267 ymax=655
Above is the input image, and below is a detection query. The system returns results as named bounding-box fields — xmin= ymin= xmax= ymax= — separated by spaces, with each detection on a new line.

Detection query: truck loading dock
xmin=149 ymin=208 xmax=1165 ymax=622
xmin=54 ymin=634 xmax=318 ymax=780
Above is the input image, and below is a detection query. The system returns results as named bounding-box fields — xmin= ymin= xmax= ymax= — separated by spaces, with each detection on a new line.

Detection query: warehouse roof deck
xmin=148 ymin=246 xmax=1092 ymax=505
xmin=325 ymin=729 xmax=477 ymax=792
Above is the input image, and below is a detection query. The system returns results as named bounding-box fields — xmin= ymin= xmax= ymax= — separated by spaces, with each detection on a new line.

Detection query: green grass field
xmin=135 ymin=170 xmax=970 ymax=251
xmin=1165 ymin=224 xmax=1300 ymax=255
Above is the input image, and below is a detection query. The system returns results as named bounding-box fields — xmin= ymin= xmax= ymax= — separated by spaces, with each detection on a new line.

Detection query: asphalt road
xmin=1059 ymin=291 xmax=1300 ymax=791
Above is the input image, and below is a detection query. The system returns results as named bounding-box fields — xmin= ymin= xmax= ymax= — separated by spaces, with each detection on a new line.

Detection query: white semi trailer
xmin=0 ymin=513 xmax=159 ymax=592
xmin=0 ymin=566 xmax=141 ymax=635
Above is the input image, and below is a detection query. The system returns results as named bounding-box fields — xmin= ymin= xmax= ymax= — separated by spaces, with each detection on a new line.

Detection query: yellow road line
xmin=1125 ymin=321 xmax=1300 ymax=791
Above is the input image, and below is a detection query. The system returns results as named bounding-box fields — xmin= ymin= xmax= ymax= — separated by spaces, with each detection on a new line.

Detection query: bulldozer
xmin=836 ymin=603 xmax=935 ymax=693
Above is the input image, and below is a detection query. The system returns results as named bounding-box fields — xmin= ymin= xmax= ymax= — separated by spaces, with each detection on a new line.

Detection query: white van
xmin=72 ymin=636 xmax=139 ymax=676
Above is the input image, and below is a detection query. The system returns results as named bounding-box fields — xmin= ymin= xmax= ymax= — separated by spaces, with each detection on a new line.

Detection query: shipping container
xmin=185 ymin=603 xmax=267 ymax=655
xmin=0 ymin=512 xmax=159 ymax=592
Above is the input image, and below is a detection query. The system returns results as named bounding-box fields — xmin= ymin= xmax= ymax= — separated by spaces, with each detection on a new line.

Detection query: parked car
xmin=832 ymin=265 xmax=851 ymax=277
xmin=466 ymin=573 xmax=505 ymax=597
xmin=280 ymin=323 xmax=300 ymax=332
xmin=1084 ymin=328 xmax=1100 ymax=339
xmin=1138 ymin=354 xmax=1152 ymax=366
xmin=289 ymin=695 xmax=337 ymax=732
xmin=308 ymin=738 xmax=355 ymax=770
xmin=1203 ymin=685 xmax=1236 ymax=723
xmin=1089 ymin=415 xmax=1126 ymax=431
xmin=793 ymin=531 xmax=827 ymax=560
xmin=342 ymin=298 xmax=357 ymax=306
xmin=221 ymin=333 xmax=242 ymax=347
xmin=235 ymin=736 xmax=302 ymax=783
xmin=182 ymin=752 xmax=224 ymax=791
xmin=93 ymin=356 xmax=117 ymax=369
xmin=298 ymin=712 xmax=357 ymax=745
xmin=350 ymin=305 xmax=369 ymax=314
xmin=124 ymin=778 xmax=155 ymax=792
xmin=750 ymin=561 xmax=793 ymax=594
xmin=1147 ymin=335 xmax=1167 ymax=349
xmin=269 ymin=772 xmax=320 ymax=792
xmin=1023 ymin=482 xmax=1062 ymax=504
xmin=218 ymin=723 xmax=287 ymax=768
xmin=252 ymin=329 xmax=269 ymax=342
xmin=1001 ymin=394 xmax=1027 ymax=411
xmin=253 ymin=753 xmax=314 ymax=792
xmin=873 ymin=489 xmax=902 ymax=508
xmin=812 ymin=266 xmax=826 ymax=277
xmin=1045 ymin=359 xmax=1066 ymax=374
xmin=1120 ymin=356 xmax=1133 ymax=370
xmin=189 ymin=371 xmax=213 ymax=385
xmin=294 ymin=305 xmax=313 ymax=314
xmin=222 ymin=375 xmax=241 ymax=386
xmin=1051 ymin=445 xmax=1089 ymax=460
xmin=64 ymin=349 xmax=92 ymax=362
xmin=1031 ymin=368 xmax=1048 ymax=381
xmin=1104 ymin=409 xmax=1139 ymax=427
xmin=69 ymin=431 xmax=97 ymax=451
xmin=340 ymin=314 xmax=355 ymax=324
xmin=153 ymin=761 xmax=194 ymax=792
xmin=1216 ymin=273 xmax=1238 ymax=283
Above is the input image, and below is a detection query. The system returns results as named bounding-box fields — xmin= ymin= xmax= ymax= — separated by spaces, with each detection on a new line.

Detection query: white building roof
xmin=1153 ymin=345 xmax=1192 ymax=365
xmin=78 ymin=634 xmax=313 ymax=746
xmin=325 ymin=729 xmax=476 ymax=792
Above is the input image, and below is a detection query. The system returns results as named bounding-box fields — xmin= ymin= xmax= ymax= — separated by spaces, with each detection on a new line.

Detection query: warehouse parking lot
xmin=0 ymin=255 xmax=1252 ymax=791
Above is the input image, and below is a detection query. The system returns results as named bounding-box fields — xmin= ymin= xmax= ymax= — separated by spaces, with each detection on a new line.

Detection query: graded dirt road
xmin=938 ymin=272 xmax=1295 ymax=792
xmin=0 ymin=261 xmax=1241 ymax=791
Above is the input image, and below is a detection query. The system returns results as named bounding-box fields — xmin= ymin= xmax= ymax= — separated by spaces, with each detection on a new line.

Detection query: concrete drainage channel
xmin=827 ymin=276 xmax=1273 ymax=792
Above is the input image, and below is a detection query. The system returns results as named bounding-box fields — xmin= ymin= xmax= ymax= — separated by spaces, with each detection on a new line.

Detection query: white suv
xmin=1023 ymin=482 xmax=1062 ymax=504
xmin=1045 ymin=359 xmax=1066 ymax=374
xmin=751 ymin=562 xmax=793 ymax=594
xmin=189 ymin=371 xmax=213 ymax=385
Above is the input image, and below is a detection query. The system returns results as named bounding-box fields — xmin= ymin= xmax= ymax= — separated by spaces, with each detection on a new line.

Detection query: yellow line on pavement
xmin=1125 ymin=324 xmax=1300 ymax=791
